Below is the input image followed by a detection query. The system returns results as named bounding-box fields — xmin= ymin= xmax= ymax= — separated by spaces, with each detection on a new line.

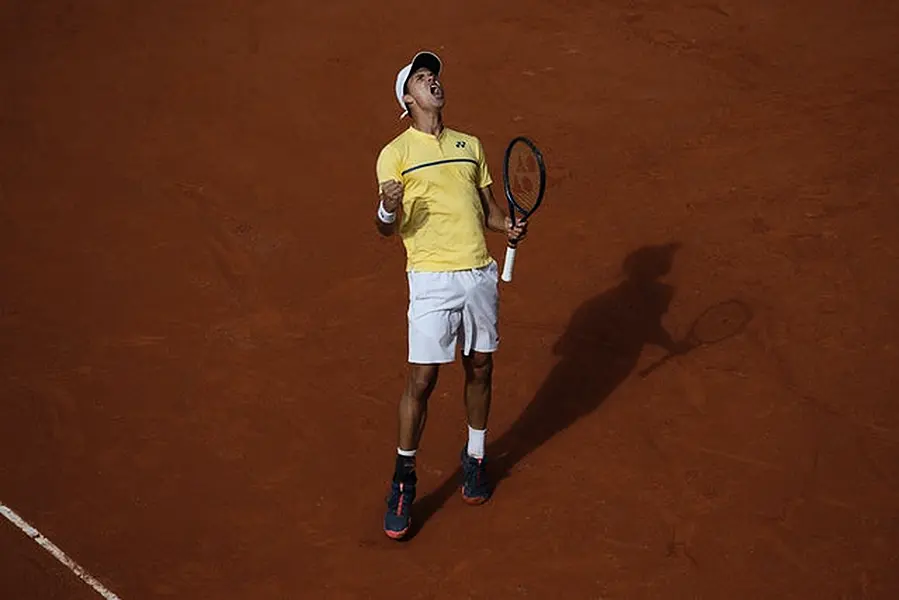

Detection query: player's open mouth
xmin=430 ymin=83 xmax=443 ymax=99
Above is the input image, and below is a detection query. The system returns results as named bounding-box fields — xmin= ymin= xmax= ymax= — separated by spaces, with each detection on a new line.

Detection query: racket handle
xmin=500 ymin=245 xmax=517 ymax=282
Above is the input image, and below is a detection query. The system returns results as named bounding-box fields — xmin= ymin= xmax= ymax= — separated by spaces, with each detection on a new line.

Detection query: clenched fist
xmin=379 ymin=180 xmax=404 ymax=213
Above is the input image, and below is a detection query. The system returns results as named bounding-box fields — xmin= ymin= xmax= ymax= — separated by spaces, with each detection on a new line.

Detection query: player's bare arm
xmin=375 ymin=180 xmax=403 ymax=236
xmin=478 ymin=184 xmax=528 ymax=244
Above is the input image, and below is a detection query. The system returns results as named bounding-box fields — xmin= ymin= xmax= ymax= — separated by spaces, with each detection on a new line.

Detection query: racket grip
xmin=500 ymin=245 xmax=517 ymax=282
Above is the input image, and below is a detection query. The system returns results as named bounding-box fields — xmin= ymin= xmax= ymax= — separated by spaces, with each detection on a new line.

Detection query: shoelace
xmin=463 ymin=457 xmax=486 ymax=488
xmin=388 ymin=482 xmax=414 ymax=514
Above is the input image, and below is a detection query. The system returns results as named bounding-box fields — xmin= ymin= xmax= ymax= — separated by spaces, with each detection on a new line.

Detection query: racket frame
xmin=500 ymin=136 xmax=546 ymax=283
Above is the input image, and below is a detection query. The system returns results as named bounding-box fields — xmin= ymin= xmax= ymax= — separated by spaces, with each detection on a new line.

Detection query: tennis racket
xmin=638 ymin=299 xmax=753 ymax=378
xmin=500 ymin=136 xmax=546 ymax=283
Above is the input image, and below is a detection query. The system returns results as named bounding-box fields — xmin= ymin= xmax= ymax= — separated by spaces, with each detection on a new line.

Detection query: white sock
xmin=397 ymin=447 xmax=417 ymax=457
xmin=467 ymin=426 xmax=486 ymax=459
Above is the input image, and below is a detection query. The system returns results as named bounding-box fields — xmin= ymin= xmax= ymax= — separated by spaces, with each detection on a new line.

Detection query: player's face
xmin=404 ymin=67 xmax=445 ymax=113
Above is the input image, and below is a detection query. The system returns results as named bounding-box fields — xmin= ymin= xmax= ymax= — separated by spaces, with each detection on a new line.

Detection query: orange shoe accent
xmin=461 ymin=487 xmax=488 ymax=505
xmin=385 ymin=525 xmax=410 ymax=539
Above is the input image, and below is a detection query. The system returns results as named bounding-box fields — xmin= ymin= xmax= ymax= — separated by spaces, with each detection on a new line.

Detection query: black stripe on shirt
xmin=401 ymin=158 xmax=478 ymax=176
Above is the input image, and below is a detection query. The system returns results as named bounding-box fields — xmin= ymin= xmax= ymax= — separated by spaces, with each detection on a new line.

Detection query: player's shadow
xmin=408 ymin=241 xmax=683 ymax=537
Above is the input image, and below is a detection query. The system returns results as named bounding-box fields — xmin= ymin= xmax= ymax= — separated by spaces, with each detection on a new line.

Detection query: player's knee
xmin=464 ymin=352 xmax=493 ymax=384
xmin=406 ymin=365 xmax=439 ymax=401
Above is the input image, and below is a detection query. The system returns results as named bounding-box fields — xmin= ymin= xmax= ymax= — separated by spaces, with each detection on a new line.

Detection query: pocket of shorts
xmin=484 ymin=260 xmax=499 ymax=282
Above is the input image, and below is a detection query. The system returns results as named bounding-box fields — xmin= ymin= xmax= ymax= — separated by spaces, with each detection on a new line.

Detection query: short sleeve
xmin=475 ymin=138 xmax=493 ymax=189
xmin=376 ymin=144 xmax=402 ymax=188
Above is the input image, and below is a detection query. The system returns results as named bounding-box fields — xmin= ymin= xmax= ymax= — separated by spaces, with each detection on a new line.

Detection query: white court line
xmin=0 ymin=502 xmax=122 ymax=600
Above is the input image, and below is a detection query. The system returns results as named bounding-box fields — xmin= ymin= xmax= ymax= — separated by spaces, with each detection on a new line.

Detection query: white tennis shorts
xmin=406 ymin=260 xmax=500 ymax=364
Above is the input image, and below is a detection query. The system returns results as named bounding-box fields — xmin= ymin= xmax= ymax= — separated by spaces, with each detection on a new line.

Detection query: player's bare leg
xmin=384 ymin=364 xmax=439 ymax=539
xmin=398 ymin=364 xmax=439 ymax=451
xmin=460 ymin=351 xmax=493 ymax=504
xmin=463 ymin=351 xmax=492 ymax=431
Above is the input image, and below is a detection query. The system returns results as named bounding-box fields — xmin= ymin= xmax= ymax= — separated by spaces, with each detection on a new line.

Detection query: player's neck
xmin=411 ymin=111 xmax=444 ymax=137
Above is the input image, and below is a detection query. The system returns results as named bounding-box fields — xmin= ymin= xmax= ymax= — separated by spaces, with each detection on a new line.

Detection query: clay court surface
xmin=2 ymin=0 xmax=898 ymax=598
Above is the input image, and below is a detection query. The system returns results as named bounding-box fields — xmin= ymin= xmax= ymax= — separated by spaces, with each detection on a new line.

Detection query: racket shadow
xmin=410 ymin=242 xmax=684 ymax=535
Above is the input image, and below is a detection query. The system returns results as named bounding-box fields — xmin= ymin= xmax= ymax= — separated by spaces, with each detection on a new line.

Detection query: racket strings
xmin=507 ymin=146 xmax=542 ymax=213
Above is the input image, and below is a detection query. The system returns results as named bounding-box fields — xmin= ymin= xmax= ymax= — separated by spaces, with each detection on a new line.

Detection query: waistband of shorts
xmin=407 ymin=258 xmax=495 ymax=275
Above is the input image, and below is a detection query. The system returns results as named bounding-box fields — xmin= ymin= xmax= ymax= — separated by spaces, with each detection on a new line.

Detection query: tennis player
xmin=374 ymin=50 xmax=527 ymax=539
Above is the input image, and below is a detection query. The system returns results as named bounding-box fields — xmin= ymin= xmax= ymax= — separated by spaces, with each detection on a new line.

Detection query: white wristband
xmin=377 ymin=201 xmax=396 ymax=224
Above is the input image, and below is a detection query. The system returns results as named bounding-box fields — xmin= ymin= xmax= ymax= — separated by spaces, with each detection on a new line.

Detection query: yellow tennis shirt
xmin=376 ymin=126 xmax=494 ymax=272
